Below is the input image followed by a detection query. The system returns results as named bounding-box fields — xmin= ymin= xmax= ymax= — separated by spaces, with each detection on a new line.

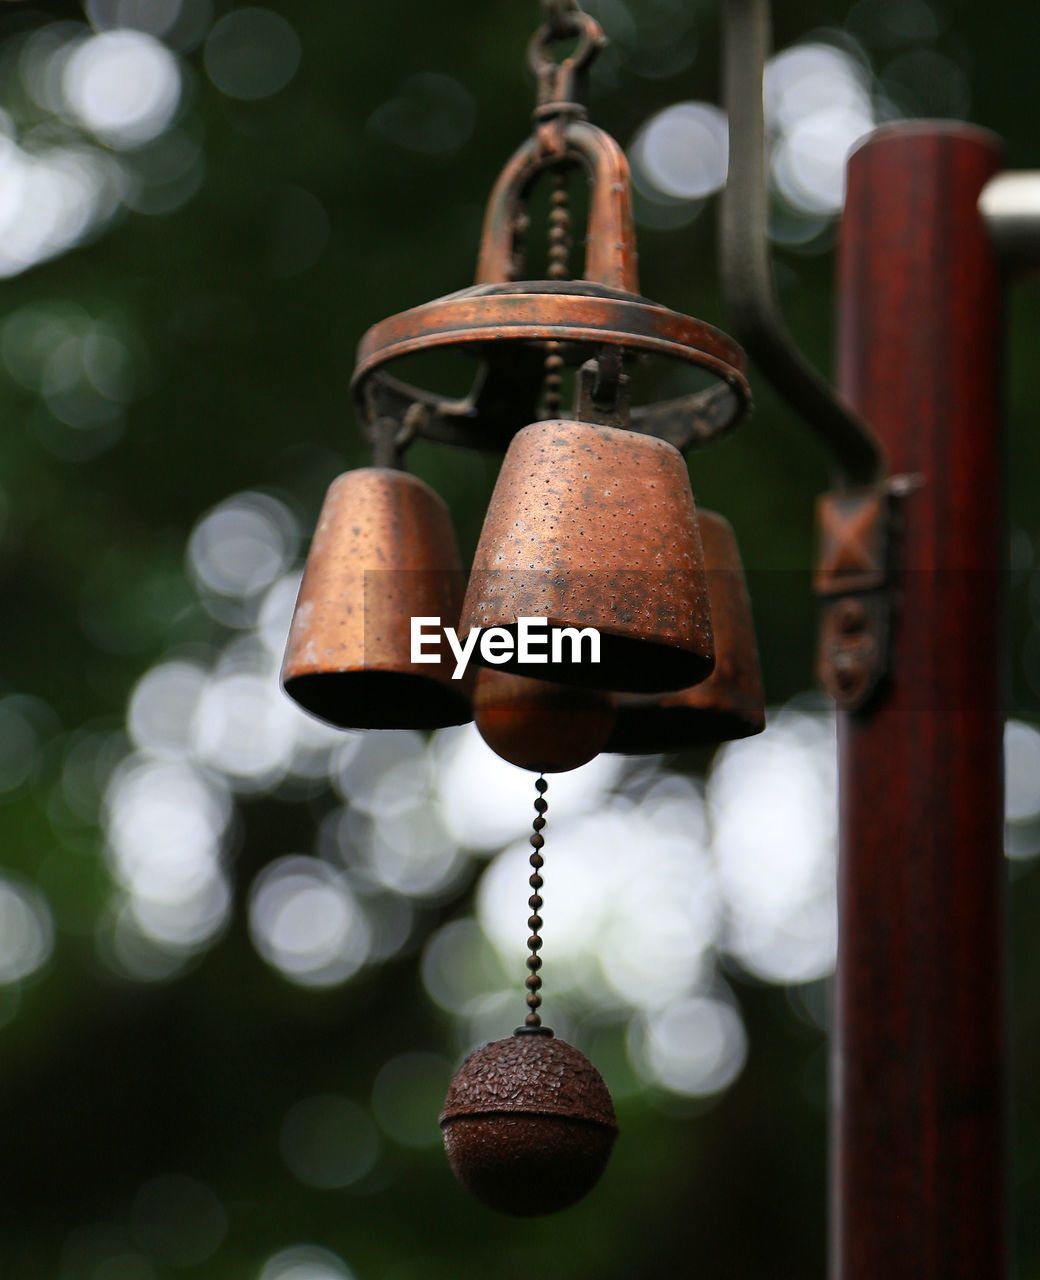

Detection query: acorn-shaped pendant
xmin=439 ymin=1031 xmax=617 ymax=1216
xmin=439 ymin=777 xmax=618 ymax=1215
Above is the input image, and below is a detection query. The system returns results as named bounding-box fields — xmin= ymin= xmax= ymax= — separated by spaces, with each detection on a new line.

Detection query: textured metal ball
xmin=439 ymin=1033 xmax=618 ymax=1216
xmin=473 ymin=670 xmax=616 ymax=772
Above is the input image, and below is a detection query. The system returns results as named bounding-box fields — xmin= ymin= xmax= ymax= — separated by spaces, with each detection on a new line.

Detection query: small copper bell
xmin=440 ymin=1033 xmax=618 ymax=1217
xmin=282 ymin=468 xmax=472 ymax=729
xmin=473 ymin=669 xmax=615 ymax=772
xmin=460 ymin=418 xmax=715 ymax=694
xmin=606 ymin=510 xmax=765 ymax=752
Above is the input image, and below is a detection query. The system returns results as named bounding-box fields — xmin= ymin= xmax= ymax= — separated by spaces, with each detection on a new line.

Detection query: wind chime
xmin=282 ymin=0 xmax=764 ymax=1216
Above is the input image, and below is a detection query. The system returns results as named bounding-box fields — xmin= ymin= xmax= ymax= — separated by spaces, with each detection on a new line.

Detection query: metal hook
xmin=719 ymin=0 xmax=884 ymax=486
xmin=528 ymin=8 xmax=606 ymax=117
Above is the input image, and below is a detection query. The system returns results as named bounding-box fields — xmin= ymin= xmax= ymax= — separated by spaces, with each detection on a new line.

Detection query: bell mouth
xmin=605 ymin=699 xmax=766 ymax=754
xmin=282 ymin=670 xmax=473 ymax=731
xmin=467 ymin=624 xmax=714 ymax=694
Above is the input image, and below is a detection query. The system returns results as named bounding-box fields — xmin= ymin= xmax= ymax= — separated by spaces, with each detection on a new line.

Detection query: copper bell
xmin=281 ymin=468 xmax=473 ymax=729
xmin=606 ymin=509 xmax=765 ymax=753
xmin=459 ymin=418 xmax=715 ymax=694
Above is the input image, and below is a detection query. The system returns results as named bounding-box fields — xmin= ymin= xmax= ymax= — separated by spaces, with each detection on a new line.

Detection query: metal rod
xmin=833 ymin=122 xmax=1007 ymax=1279
xmin=719 ymin=0 xmax=885 ymax=486
xmin=980 ymin=171 xmax=1040 ymax=264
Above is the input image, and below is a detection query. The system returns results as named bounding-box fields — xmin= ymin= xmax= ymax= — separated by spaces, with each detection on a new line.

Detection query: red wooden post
xmin=833 ymin=123 xmax=1007 ymax=1278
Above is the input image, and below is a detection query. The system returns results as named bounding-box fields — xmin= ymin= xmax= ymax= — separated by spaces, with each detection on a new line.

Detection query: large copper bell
xmin=281 ymin=468 xmax=473 ymax=729
xmin=460 ymin=418 xmax=715 ymax=693
xmin=605 ymin=510 xmax=765 ymax=752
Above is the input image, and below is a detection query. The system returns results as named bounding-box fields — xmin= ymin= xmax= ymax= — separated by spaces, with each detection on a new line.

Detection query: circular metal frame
xmin=351 ymin=282 xmax=751 ymax=453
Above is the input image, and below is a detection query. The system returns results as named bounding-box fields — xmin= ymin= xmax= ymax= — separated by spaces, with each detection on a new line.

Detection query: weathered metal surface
xmin=474 ymin=669 xmax=616 ymax=772
xmin=460 ymin=418 xmax=715 ymax=693
xmin=352 ymin=281 xmax=750 ymax=416
xmin=606 ymin=509 xmax=765 ymax=752
xmin=476 ymin=120 xmax=637 ymax=291
xmin=281 ymin=468 xmax=473 ymax=729
xmin=440 ymin=1034 xmax=617 ymax=1216
xmin=569 ymin=357 xmax=630 ymax=429
xmin=814 ymin=487 xmax=892 ymax=709
xmin=358 ymin=343 xmax=747 ymax=456
xmin=833 ymin=124 xmax=1006 ymax=1279
xmin=351 ymin=103 xmax=750 ymax=455
xmin=528 ymin=4 xmax=604 ymax=131
xmin=817 ymin=594 xmax=889 ymax=710
xmin=814 ymin=488 xmax=887 ymax=596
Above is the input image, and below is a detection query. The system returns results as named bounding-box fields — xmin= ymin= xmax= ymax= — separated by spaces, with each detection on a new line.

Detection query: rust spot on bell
xmin=460 ymin=418 xmax=715 ymax=695
xmin=281 ymin=468 xmax=473 ymax=730
xmin=474 ymin=669 xmax=615 ymax=772
xmin=606 ymin=509 xmax=765 ymax=752
xmin=440 ymin=1034 xmax=618 ymax=1217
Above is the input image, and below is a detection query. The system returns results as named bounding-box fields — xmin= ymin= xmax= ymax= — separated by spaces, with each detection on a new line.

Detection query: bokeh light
xmin=259 ymin=1246 xmax=354 ymax=1280
xmin=367 ymin=73 xmax=476 ymax=156
xmin=279 ymin=1095 xmax=381 ymax=1190
xmin=628 ymin=992 xmax=748 ymax=1097
xmin=128 ymin=661 xmax=207 ymax=759
xmin=193 ymin=668 xmax=298 ymax=792
xmin=63 ymin=31 xmax=182 ymax=148
xmin=0 ymin=135 xmax=125 ymax=279
xmin=130 ymin=1174 xmax=227 ymax=1269
xmin=0 ymin=696 xmax=42 ymax=794
xmin=430 ymin=723 xmax=623 ymax=851
xmin=631 ymin=102 xmax=728 ymax=202
xmin=476 ymin=778 xmax=719 ymax=1013
xmin=1005 ymin=719 xmax=1040 ymax=859
xmin=846 ymin=0 xmax=942 ymax=48
xmin=60 ymin=1223 xmax=158 ymax=1280
xmin=419 ymin=705 xmax=839 ymax=1093
xmin=249 ymin=857 xmax=371 ymax=987
xmin=86 ymin=0 xmax=186 ymax=40
xmin=421 ymin=918 xmax=510 ymax=1019
xmin=188 ymin=492 xmax=299 ymax=607
xmin=371 ymin=1053 xmax=454 ymax=1149
xmin=709 ymin=707 xmax=838 ymax=984
xmin=103 ymin=756 xmax=232 ymax=953
xmin=204 ymin=8 xmax=301 ymax=102
xmin=3 ymin=304 xmax=137 ymax=456
xmin=0 ymin=876 xmax=55 ymax=984
xmin=123 ymin=128 xmax=206 ymax=216
xmin=628 ymin=32 xmax=899 ymax=238
xmin=766 ymin=41 xmax=875 ymax=216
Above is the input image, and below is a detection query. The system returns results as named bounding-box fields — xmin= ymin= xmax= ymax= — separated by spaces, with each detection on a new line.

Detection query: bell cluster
xmin=278 ymin=3 xmax=764 ymax=1216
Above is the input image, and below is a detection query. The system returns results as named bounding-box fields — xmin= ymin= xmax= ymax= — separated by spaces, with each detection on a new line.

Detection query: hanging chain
xmin=530 ymin=0 xmax=604 ymax=119
xmin=542 ymin=172 xmax=571 ymax=418
xmin=547 ymin=170 xmax=571 ymax=280
xmin=522 ymin=775 xmax=549 ymax=1030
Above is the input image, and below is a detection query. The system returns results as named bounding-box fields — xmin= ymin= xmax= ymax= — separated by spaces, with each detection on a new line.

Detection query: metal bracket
xmin=720 ymin=0 xmax=885 ymax=488
xmin=570 ymin=357 xmax=630 ymax=428
xmin=814 ymin=485 xmax=897 ymax=710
